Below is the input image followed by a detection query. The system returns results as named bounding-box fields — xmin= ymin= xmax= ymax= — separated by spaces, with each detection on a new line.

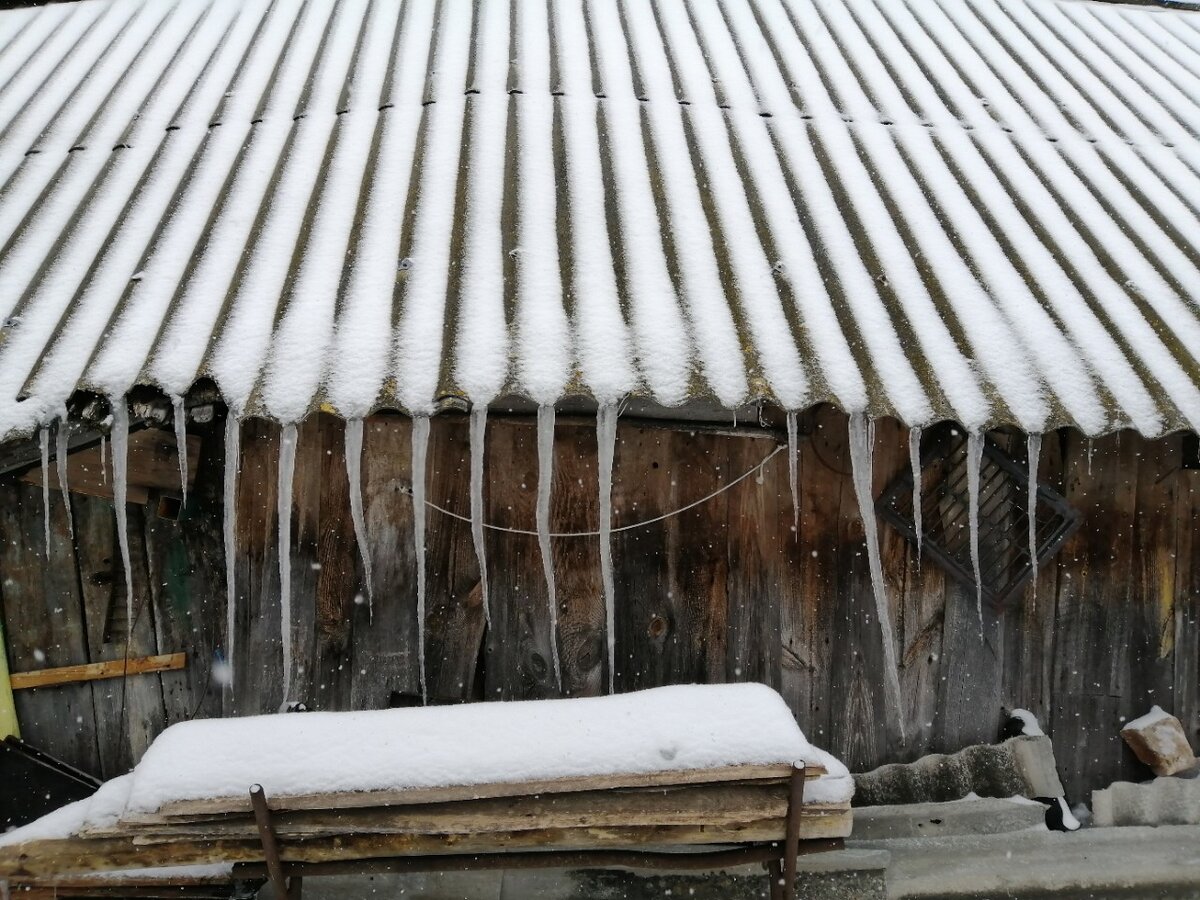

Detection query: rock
xmin=1092 ymin=777 xmax=1200 ymax=827
xmin=1121 ymin=706 xmax=1198 ymax=777
xmin=852 ymin=736 xmax=1064 ymax=807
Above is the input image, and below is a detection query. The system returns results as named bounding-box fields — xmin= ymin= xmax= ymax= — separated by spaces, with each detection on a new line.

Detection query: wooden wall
xmin=0 ymin=405 xmax=1196 ymax=801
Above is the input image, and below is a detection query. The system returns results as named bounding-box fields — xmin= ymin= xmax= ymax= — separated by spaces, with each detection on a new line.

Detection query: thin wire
xmin=413 ymin=443 xmax=786 ymax=538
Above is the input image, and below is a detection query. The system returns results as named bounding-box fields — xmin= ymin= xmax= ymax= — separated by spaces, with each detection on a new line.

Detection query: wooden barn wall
xmin=0 ymin=406 xmax=1196 ymax=801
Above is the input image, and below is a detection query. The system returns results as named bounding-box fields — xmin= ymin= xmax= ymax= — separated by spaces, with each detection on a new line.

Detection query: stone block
xmin=1092 ymin=777 xmax=1200 ymax=827
xmin=852 ymin=736 xmax=1064 ymax=806
xmin=1121 ymin=706 xmax=1199 ymax=777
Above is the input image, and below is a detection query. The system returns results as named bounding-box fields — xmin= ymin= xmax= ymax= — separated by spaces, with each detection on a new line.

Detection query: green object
xmin=0 ymin=619 xmax=17 ymax=738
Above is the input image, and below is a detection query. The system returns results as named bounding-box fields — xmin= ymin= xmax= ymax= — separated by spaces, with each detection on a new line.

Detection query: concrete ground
xmin=855 ymin=825 xmax=1200 ymax=899
xmin=261 ymin=805 xmax=1200 ymax=899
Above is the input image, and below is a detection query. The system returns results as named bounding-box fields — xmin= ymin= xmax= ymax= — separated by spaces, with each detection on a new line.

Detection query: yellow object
xmin=0 ymin=620 xmax=17 ymax=738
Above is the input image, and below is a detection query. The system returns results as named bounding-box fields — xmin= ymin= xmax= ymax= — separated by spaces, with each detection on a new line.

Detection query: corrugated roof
xmin=0 ymin=0 xmax=1198 ymax=440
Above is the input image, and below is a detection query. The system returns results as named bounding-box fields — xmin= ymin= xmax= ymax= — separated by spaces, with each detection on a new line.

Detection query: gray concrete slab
xmin=851 ymin=798 xmax=1047 ymax=840
xmin=852 ymin=824 xmax=1200 ymax=899
xmin=259 ymin=851 xmax=890 ymax=899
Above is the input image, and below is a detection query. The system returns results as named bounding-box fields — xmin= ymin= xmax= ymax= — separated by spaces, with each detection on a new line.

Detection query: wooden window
xmin=876 ymin=428 xmax=1081 ymax=609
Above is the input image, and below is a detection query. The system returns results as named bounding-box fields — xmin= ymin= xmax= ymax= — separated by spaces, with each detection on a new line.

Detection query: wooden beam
xmin=20 ymin=429 xmax=200 ymax=506
xmin=11 ymin=654 xmax=186 ymax=690
xmin=0 ymin=618 xmax=18 ymax=738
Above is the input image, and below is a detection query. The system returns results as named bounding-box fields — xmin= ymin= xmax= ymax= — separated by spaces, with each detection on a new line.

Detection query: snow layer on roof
xmin=0 ymin=0 xmax=1199 ymax=438
xmin=120 ymin=683 xmax=852 ymax=811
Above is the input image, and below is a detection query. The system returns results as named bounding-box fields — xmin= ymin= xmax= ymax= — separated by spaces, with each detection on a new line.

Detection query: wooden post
xmin=0 ymin=619 xmax=17 ymax=738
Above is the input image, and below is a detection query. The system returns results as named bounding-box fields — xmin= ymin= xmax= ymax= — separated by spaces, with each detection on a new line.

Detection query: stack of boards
xmin=0 ymin=762 xmax=851 ymax=889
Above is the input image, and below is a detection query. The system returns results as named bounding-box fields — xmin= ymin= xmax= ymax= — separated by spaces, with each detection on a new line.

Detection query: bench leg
xmin=767 ymin=858 xmax=784 ymax=900
xmin=783 ymin=764 xmax=805 ymax=895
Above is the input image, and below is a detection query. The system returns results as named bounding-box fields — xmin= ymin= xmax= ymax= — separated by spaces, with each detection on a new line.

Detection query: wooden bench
xmin=0 ymin=686 xmax=851 ymax=897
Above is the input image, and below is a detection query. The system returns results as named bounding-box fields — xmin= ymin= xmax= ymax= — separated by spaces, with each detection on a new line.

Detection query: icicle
xmin=111 ymin=402 xmax=133 ymax=630
xmin=100 ymin=434 xmax=107 ymax=484
xmin=345 ymin=418 xmax=374 ymax=621
xmin=909 ymin=426 xmax=922 ymax=566
xmin=411 ymin=416 xmax=430 ymax=704
xmin=967 ymin=431 xmax=984 ymax=632
xmin=1087 ymin=437 xmax=1096 ymax=476
xmin=848 ymin=412 xmax=905 ymax=742
xmin=469 ymin=407 xmax=490 ymax=629
xmin=39 ymin=426 xmax=51 ymax=557
xmin=171 ymin=395 xmax=188 ymax=507
xmin=536 ymin=406 xmax=562 ymax=691
xmin=786 ymin=411 xmax=799 ymax=536
xmin=1027 ymin=433 xmax=1041 ymax=601
xmin=597 ymin=404 xmax=618 ymax=694
xmin=56 ymin=418 xmax=73 ymax=541
xmin=223 ymin=415 xmax=240 ymax=691
xmin=277 ymin=423 xmax=298 ymax=711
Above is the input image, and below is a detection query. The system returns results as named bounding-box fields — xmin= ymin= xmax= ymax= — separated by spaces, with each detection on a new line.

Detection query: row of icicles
xmin=38 ymin=405 xmax=1046 ymax=739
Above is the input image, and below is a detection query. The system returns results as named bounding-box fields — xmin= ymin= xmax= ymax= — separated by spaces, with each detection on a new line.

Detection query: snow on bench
xmin=0 ymin=684 xmax=852 ymax=892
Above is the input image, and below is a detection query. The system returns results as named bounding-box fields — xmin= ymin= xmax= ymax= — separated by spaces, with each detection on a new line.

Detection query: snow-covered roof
xmin=1 ymin=0 xmax=1198 ymax=439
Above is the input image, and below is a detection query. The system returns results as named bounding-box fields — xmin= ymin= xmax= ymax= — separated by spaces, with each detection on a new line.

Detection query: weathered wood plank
xmin=725 ymin=432 xmax=787 ymax=691
xmin=143 ymin=416 xmax=227 ymax=725
xmin=825 ymin=408 xmax=887 ymax=771
xmin=103 ymin=785 xmax=842 ymax=840
xmin=311 ymin=415 xmax=357 ymax=712
xmin=21 ymin=429 xmax=200 ymax=505
xmin=547 ymin=419 xmax=606 ymax=697
xmin=11 ymin=654 xmax=185 ymax=690
xmin=0 ymin=480 xmax=100 ymax=775
xmin=352 ymin=416 xmax=420 ymax=708
xmin=483 ymin=418 xmax=557 ymax=699
xmin=145 ymin=762 xmax=819 ymax=818
xmin=1051 ymin=430 xmax=1137 ymax=800
xmin=230 ymin=419 xmax=281 ymax=716
xmin=68 ymin=492 xmax=166 ymax=778
xmin=782 ymin=406 xmax=842 ymax=764
xmin=0 ymin=814 xmax=854 ymax=880
xmin=1174 ymin=459 xmax=1199 ymax=760
xmin=422 ymin=416 xmax=487 ymax=703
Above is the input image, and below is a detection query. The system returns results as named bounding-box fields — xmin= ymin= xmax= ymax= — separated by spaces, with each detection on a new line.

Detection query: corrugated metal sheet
xmin=0 ymin=0 xmax=1198 ymax=440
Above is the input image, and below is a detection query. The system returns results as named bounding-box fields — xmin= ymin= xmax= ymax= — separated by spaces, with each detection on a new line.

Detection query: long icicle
xmin=111 ymin=402 xmax=133 ymax=630
xmin=55 ymin=418 xmax=74 ymax=540
xmin=411 ymin=416 xmax=431 ymax=704
xmin=100 ymin=434 xmax=107 ymax=484
xmin=223 ymin=415 xmax=241 ymax=691
xmin=967 ymin=431 xmax=984 ymax=632
xmin=1027 ymin=432 xmax=1042 ymax=603
xmin=786 ymin=410 xmax=799 ymax=536
xmin=909 ymin=426 xmax=922 ymax=566
xmin=597 ymin=404 xmax=618 ymax=694
xmin=469 ymin=407 xmax=490 ymax=630
xmin=39 ymin=426 xmax=51 ymax=557
xmin=848 ymin=412 xmax=905 ymax=742
xmin=537 ymin=406 xmax=562 ymax=691
xmin=171 ymin=395 xmax=188 ymax=507
xmin=345 ymin=418 xmax=374 ymax=621
xmin=277 ymin=424 xmax=298 ymax=711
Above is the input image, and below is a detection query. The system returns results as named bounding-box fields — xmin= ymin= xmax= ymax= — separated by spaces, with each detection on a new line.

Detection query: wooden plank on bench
xmin=140 ymin=763 xmax=826 ymax=819
xmin=0 ymin=813 xmax=852 ymax=880
xmin=108 ymin=788 xmax=852 ymax=842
